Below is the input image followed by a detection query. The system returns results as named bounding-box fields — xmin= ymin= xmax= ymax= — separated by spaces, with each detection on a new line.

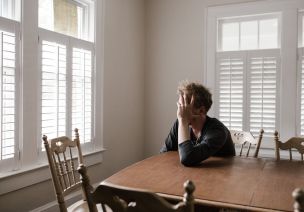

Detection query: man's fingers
xmin=190 ymin=95 xmax=194 ymax=106
xmin=183 ymin=94 xmax=188 ymax=106
xmin=178 ymin=95 xmax=183 ymax=105
xmin=180 ymin=94 xmax=185 ymax=106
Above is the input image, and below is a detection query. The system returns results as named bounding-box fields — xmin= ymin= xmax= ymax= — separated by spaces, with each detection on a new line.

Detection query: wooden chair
xmin=43 ymin=128 xmax=90 ymax=212
xmin=274 ymin=131 xmax=304 ymax=161
xmin=78 ymin=164 xmax=195 ymax=212
xmin=230 ymin=129 xmax=264 ymax=157
xmin=293 ymin=188 xmax=304 ymax=212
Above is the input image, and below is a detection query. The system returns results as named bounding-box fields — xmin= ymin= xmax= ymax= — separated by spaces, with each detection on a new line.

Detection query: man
xmin=160 ymin=81 xmax=235 ymax=166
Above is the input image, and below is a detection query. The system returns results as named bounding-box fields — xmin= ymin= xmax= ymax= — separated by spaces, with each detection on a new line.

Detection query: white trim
xmin=30 ymin=189 xmax=82 ymax=212
xmin=298 ymin=11 xmax=303 ymax=47
xmin=207 ymin=0 xmax=304 ymax=18
xmin=38 ymin=28 xmax=69 ymax=45
xmin=31 ymin=181 xmax=101 ymax=212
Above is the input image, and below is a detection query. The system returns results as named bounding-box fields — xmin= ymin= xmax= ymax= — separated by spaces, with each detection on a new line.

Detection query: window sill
xmin=0 ymin=148 xmax=106 ymax=195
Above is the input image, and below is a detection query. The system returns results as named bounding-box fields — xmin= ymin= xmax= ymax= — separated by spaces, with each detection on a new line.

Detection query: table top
xmin=102 ymin=152 xmax=304 ymax=211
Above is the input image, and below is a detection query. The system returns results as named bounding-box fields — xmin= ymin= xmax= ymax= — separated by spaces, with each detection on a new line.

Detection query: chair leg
xmin=101 ymin=204 xmax=107 ymax=212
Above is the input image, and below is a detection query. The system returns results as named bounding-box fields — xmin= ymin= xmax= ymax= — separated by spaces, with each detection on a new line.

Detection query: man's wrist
xmin=178 ymin=118 xmax=190 ymax=126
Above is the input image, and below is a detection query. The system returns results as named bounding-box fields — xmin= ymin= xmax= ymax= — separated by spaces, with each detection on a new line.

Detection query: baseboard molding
xmin=31 ymin=182 xmax=100 ymax=212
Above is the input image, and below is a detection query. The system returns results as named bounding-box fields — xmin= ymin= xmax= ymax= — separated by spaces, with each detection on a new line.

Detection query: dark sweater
xmin=160 ymin=116 xmax=235 ymax=166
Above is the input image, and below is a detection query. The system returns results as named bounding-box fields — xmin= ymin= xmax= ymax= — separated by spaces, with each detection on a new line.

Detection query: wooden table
xmin=102 ymin=152 xmax=304 ymax=211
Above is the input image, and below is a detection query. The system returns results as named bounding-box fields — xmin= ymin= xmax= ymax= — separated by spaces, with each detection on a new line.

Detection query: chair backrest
xmin=43 ymin=128 xmax=84 ymax=212
xmin=274 ymin=131 xmax=304 ymax=161
xmin=230 ymin=129 xmax=264 ymax=157
xmin=78 ymin=164 xmax=195 ymax=212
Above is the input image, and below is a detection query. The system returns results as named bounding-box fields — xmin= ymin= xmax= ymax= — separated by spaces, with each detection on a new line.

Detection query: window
xmin=216 ymin=14 xmax=280 ymax=137
xmin=39 ymin=0 xmax=94 ymax=41
xmin=0 ymin=0 xmax=102 ymax=196
xmin=0 ymin=0 xmax=96 ymax=173
xmin=206 ymin=0 xmax=304 ymax=151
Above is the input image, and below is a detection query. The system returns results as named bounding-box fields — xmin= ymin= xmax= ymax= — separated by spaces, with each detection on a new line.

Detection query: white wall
xmin=0 ymin=0 xmax=145 ymax=211
xmin=144 ymin=0 xmax=263 ymax=157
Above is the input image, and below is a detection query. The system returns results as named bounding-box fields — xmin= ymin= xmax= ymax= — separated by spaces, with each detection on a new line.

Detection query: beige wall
xmin=102 ymin=0 xmax=145 ymax=176
xmin=0 ymin=0 xmax=145 ymax=211
xmin=144 ymin=0 xmax=263 ymax=157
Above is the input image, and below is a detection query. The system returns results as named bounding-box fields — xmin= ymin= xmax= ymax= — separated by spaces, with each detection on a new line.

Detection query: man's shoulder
xmin=207 ymin=116 xmax=225 ymax=127
xmin=206 ymin=116 xmax=230 ymax=134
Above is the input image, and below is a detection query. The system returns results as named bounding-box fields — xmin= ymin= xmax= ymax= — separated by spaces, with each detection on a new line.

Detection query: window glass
xmin=39 ymin=0 xmax=92 ymax=40
xmin=0 ymin=0 xmax=20 ymax=21
xmin=259 ymin=19 xmax=278 ymax=49
xmin=241 ymin=21 xmax=258 ymax=50
xmin=222 ymin=22 xmax=239 ymax=51
xmin=219 ymin=15 xmax=279 ymax=51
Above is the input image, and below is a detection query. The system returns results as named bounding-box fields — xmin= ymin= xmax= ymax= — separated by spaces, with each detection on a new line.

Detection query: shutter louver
xmin=300 ymin=52 xmax=304 ymax=135
xmin=0 ymin=30 xmax=16 ymax=160
xmin=218 ymin=57 xmax=244 ymax=131
xmin=72 ymin=48 xmax=92 ymax=144
xmin=249 ymin=56 xmax=277 ymax=137
xmin=41 ymin=40 xmax=66 ymax=140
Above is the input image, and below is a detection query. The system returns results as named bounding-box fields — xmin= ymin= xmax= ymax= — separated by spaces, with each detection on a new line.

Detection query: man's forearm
xmin=178 ymin=119 xmax=190 ymax=144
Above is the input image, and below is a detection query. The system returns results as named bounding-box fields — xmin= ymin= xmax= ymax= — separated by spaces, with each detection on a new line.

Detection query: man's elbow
xmin=180 ymin=154 xmax=197 ymax=167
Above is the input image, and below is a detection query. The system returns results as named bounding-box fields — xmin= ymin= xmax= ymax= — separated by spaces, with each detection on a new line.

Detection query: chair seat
xmin=68 ymin=199 xmax=111 ymax=212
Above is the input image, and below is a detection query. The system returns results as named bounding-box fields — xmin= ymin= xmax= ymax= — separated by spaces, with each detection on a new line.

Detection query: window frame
xmin=298 ymin=11 xmax=304 ymax=48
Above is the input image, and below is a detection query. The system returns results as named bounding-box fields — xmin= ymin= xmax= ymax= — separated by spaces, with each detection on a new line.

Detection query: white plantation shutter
xmin=72 ymin=48 xmax=92 ymax=143
xmin=248 ymin=50 xmax=279 ymax=137
xmin=40 ymin=40 xmax=67 ymax=140
xmin=39 ymin=30 xmax=95 ymax=150
xmin=72 ymin=47 xmax=92 ymax=144
xmin=217 ymin=53 xmax=245 ymax=131
xmin=0 ymin=29 xmax=17 ymax=160
xmin=299 ymin=48 xmax=304 ymax=135
xmin=216 ymin=50 xmax=279 ymax=137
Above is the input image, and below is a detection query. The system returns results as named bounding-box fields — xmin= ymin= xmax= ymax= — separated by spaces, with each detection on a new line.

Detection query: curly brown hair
xmin=177 ymin=80 xmax=212 ymax=112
